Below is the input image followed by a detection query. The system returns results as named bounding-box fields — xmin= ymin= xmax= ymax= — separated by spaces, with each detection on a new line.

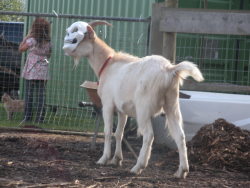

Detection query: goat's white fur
xmin=63 ymin=21 xmax=204 ymax=179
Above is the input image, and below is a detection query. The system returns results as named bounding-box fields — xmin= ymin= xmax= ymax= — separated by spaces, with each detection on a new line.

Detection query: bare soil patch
xmin=0 ymin=119 xmax=249 ymax=187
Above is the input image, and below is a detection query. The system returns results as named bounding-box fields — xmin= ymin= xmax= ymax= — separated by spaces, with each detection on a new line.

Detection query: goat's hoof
xmin=174 ymin=168 xmax=189 ymax=179
xmin=109 ymin=158 xmax=122 ymax=166
xmin=130 ymin=165 xmax=143 ymax=175
xmin=96 ymin=156 xmax=109 ymax=165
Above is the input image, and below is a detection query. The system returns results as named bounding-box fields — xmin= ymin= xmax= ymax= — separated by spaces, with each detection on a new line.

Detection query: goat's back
xmin=100 ymin=55 xmax=178 ymax=117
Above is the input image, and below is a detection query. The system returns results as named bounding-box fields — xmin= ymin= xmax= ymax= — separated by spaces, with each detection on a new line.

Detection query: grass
xmin=0 ymin=103 xmax=103 ymax=133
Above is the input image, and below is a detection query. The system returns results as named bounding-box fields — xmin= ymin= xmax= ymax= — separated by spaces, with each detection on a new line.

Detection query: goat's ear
xmin=86 ymin=25 xmax=95 ymax=39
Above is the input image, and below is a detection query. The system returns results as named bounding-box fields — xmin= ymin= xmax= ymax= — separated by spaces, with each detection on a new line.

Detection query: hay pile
xmin=188 ymin=119 xmax=250 ymax=173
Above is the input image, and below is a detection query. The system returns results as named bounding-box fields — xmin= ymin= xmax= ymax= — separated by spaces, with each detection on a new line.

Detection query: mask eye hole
xmin=72 ymin=27 xmax=78 ymax=33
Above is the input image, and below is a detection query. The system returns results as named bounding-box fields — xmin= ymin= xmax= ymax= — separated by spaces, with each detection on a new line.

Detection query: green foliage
xmin=0 ymin=0 xmax=25 ymax=22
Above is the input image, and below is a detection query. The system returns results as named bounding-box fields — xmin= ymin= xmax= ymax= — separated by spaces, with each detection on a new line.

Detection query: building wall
xmin=23 ymin=0 xmax=155 ymax=108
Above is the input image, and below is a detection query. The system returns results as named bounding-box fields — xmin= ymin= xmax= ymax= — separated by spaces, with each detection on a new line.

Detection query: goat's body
xmin=99 ymin=55 xmax=172 ymax=118
xmin=63 ymin=21 xmax=204 ymax=179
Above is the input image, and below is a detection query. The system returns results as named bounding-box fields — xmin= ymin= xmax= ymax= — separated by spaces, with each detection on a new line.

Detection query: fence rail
xmin=159 ymin=8 xmax=250 ymax=36
xmin=0 ymin=11 xmax=151 ymax=23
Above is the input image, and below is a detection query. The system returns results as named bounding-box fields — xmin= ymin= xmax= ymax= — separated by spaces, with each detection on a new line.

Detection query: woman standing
xmin=19 ymin=17 xmax=52 ymax=123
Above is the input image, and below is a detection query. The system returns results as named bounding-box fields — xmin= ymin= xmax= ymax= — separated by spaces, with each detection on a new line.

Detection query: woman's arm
xmin=18 ymin=35 xmax=31 ymax=52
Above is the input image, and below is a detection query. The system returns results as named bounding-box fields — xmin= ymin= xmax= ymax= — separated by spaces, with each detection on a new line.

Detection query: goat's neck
xmin=88 ymin=37 xmax=115 ymax=77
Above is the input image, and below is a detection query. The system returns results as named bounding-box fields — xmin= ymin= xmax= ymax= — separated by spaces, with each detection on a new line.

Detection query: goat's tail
xmin=172 ymin=61 xmax=204 ymax=84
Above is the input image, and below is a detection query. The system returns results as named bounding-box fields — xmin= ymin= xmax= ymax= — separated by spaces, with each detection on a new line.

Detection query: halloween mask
xmin=63 ymin=20 xmax=111 ymax=68
xmin=63 ymin=21 xmax=88 ymax=67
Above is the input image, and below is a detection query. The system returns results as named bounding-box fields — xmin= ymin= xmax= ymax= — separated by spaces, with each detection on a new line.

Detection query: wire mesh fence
xmin=0 ymin=12 xmax=150 ymax=131
xmin=176 ymin=34 xmax=250 ymax=86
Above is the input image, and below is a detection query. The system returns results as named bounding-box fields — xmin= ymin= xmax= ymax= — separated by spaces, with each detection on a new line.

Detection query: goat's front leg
xmin=131 ymin=116 xmax=154 ymax=174
xmin=110 ymin=112 xmax=127 ymax=166
xmin=97 ymin=105 xmax=114 ymax=165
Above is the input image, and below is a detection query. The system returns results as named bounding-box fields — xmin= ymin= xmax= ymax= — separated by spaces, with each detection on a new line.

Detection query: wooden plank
xmin=150 ymin=2 xmax=165 ymax=55
xmin=162 ymin=0 xmax=178 ymax=63
xmin=159 ymin=8 xmax=250 ymax=35
xmin=182 ymin=80 xmax=250 ymax=93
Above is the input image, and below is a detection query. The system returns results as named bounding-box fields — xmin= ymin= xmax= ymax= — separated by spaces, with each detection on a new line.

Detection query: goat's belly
xmin=118 ymin=101 xmax=136 ymax=117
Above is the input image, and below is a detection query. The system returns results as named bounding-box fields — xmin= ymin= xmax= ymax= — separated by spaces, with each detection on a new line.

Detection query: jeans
xmin=24 ymin=80 xmax=47 ymax=122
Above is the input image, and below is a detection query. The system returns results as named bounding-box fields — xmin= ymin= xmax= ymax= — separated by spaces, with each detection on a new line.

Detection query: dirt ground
xmin=0 ymin=119 xmax=249 ymax=188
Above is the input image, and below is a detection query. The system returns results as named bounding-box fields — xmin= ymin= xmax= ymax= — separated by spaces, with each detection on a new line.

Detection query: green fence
xmin=176 ymin=34 xmax=250 ymax=86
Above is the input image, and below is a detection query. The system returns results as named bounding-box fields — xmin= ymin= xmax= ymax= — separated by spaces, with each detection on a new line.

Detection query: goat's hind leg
xmin=164 ymin=100 xmax=189 ymax=178
xmin=109 ymin=112 xmax=127 ymax=166
xmin=131 ymin=112 xmax=154 ymax=174
xmin=97 ymin=105 xmax=114 ymax=165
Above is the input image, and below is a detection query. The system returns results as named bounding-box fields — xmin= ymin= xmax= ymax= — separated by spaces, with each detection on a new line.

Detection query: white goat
xmin=63 ymin=20 xmax=204 ymax=178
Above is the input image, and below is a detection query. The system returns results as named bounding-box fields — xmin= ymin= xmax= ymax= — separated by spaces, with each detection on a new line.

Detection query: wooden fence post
xmin=162 ymin=0 xmax=178 ymax=63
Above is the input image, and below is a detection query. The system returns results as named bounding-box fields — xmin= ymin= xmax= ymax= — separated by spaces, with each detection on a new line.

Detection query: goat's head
xmin=63 ymin=20 xmax=112 ymax=67
xmin=1 ymin=93 xmax=11 ymax=103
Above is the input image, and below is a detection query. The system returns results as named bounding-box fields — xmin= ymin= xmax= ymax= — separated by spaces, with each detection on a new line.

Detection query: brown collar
xmin=98 ymin=56 xmax=112 ymax=78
